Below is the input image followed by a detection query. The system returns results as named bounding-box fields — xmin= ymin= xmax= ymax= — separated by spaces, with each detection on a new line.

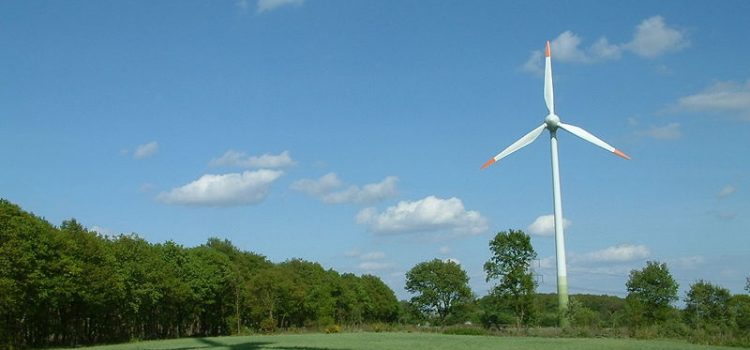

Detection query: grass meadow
xmin=52 ymin=332 xmax=739 ymax=350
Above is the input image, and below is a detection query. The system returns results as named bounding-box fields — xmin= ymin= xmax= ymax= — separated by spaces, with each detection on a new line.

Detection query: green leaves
xmin=684 ymin=280 xmax=732 ymax=328
xmin=484 ymin=230 xmax=537 ymax=327
xmin=0 ymin=199 xmax=400 ymax=348
xmin=405 ymin=259 xmax=472 ymax=324
xmin=625 ymin=261 xmax=679 ymax=325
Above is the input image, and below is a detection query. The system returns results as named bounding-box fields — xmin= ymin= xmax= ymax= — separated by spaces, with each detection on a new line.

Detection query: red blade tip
xmin=545 ymin=41 xmax=551 ymax=57
xmin=481 ymin=158 xmax=496 ymax=170
xmin=614 ymin=149 xmax=631 ymax=160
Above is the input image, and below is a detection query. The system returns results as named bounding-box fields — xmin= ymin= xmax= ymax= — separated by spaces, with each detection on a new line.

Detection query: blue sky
xmin=2 ymin=1 xmax=749 ymax=300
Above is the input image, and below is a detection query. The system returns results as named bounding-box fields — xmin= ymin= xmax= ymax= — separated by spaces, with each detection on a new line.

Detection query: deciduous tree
xmin=405 ymin=259 xmax=472 ymax=324
xmin=484 ymin=230 xmax=537 ymax=328
xmin=684 ymin=280 xmax=732 ymax=328
xmin=625 ymin=261 xmax=678 ymax=325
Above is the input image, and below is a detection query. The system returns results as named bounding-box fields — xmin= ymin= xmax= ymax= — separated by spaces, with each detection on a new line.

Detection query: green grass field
xmin=53 ymin=332 xmax=739 ymax=350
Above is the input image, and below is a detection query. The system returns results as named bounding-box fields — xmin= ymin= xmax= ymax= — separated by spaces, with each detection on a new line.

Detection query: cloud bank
xmin=676 ymin=80 xmax=750 ymax=120
xmin=635 ymin=122 xmax=682 ymax=140
xmin=717 ymin=185 xmax=737 ymax=198
xmin=523 ymin=16 xmax=688 ymax=74
xmin=134 ymin=141 xmax=159 ymax=160
xmin=157 ymin=169 xmax=283 ymax=207
xmin=527 ymin=214 xmax=571 ymax=236
xmin=575 ymin=244 xmax=650 ymax=263
xmin=356 ymin=196 xmax=488 ymax=235
xmin=291 ymin=173 xmax=398 ymax=205
xmin=210 ymin=150 xmax=295 ymax=169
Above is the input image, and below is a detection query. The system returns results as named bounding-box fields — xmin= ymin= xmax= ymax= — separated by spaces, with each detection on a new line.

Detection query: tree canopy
xmin=684 ymin=280 xmax=732 ymax=328
xmin=483 ymin=230 xmax=537 ymax=328
xmin=625 ymin=261 xmax=679 ymax=325
xmin=405 ymin=259 xmax=472 ymax=324
xmin=0 ymin=199 xmax=398 ymax=348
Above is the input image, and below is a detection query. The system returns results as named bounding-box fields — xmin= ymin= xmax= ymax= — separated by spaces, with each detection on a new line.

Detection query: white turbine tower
xmin=481 ymin=41 xmax=630 ymax=326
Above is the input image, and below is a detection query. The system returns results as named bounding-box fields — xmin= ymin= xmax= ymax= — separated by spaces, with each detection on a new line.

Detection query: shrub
xmin=442 ymin=326 xmax=488 ymax=336
xmin=325 ymin=324 xmax=341 ymax=334
xmin=259 ymin=318 xmax=276 ymax=333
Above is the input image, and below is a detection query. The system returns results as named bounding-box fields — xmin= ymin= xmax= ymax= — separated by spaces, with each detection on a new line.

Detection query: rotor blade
xmin=544 ymin=41 xmax=554 ymax=115
xmin=558 ymin=122 xmax=631 ymax=160
xmin=481 ymin=123 xmax=547 ymax=169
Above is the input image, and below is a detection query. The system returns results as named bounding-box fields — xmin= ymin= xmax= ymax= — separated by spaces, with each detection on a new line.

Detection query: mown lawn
xmin=52 ymin=332 xmax=739 ymax=350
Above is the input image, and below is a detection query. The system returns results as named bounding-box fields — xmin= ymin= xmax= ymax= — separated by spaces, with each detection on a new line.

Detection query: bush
xmin=479 ymin=310 xmax=515 ymax=329
xmin=259 ymin=318 xmax=276 ymax=333
xmin=366 ymin=322 xmax=392 ymax=333
xmin=442 ymin=326 xmax=488 ymax=336
xmin=324 ymin=324 xmax=341 ymax=334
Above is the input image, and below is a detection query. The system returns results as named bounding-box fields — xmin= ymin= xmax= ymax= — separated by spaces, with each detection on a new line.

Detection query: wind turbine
xmin=481 ymin=41 xmax=630 ymax=326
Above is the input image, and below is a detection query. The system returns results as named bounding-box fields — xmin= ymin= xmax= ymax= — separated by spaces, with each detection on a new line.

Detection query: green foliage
xmin=567 ymin=298 xmax=600 ymax=328
xmin=730 ymin=294 xmax=750 ymax=331
xmin=442 ymin=326 xmax=489 ymax=336
xmin=0 ymin=199 xmax=400 ymax=348
xmin=684 ymin=280 xmax=732 ymax=329
xmin=405 ymin=259 xmax=473 ymax=325
xmin=324 ymin=324 xmax=341 ymax=334
xmin=484 ymin=230 xmax=537 ymax=328
xmin=625 ymin=261 xmax=679 ymax=326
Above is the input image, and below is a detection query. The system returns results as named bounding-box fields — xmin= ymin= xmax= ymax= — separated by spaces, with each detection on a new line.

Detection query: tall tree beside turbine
xmin=481 ymin=41 xmax=631 ymax=326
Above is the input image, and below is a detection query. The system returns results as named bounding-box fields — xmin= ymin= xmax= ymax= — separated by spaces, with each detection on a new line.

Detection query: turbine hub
xmin=545 ymin=114 xmax=560 ymax=129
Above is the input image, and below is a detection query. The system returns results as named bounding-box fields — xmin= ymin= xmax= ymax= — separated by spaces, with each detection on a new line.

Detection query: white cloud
xmin=439 ymin=246 xmax=451 ymax=255
xmin=576 ymin=244 xmax=650 ymax=263
xmin=670 ymin=255 xmax=705 ymax=269
xmin=551 ymin=31 xmax=591 ymax=63
xmin=355 ymin=196 xmax=488 ymax=235
xmin=527 ymin=214 xmax=571 ymax=236
xmin=625 ymin=16 xmax=689 ymax=58
xmin=292 ymin=173 xmax=398 ymax=205
xmin=134 ymin=141 xmax=159 ymax=160
xmin=358 ymin=261 xmax=395 ymax=271
xmin=521 ymin=50 xmax=544 ymax=75
xmin=521 ymin=16 xmax=686 ymax=73
xmin=590 ymin=37 xmax=622 ymax=60
xmin=360 ymin=251 xmax=386 ymax=261
xmin=539 ymin=256 xmax=556 ymax=269
xmin=635 ymin=122 xmax=682 ymax=140
xmin=157 ymin=169 xmax=283 ymax=207
xmin=210 ymin=150 xmax=295 ymax=168
xmin=290 ymin=173 xmax=342 ymax=196
xmin=677 ymin=80 xmax=750 ymax=120
xmin=323 ymin=176 xmax=398 ymax=204
xmin=522 ymin=31 xmax=623 ymax=72
xmin=257 ymin=0 xmax=304 ymax=13
xmin=717 ymin=185 xmax=737 ymax=198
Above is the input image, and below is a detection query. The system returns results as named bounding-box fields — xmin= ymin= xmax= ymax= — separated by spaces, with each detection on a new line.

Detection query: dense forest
xmin=0 ymin=199 xmax=399 ymax=348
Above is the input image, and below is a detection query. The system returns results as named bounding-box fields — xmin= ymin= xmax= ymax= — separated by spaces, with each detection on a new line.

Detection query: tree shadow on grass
xmin=269 ymin=347 xmax=351 ymax=350
xmin=155 ymin=337 xmax=348 ymax=350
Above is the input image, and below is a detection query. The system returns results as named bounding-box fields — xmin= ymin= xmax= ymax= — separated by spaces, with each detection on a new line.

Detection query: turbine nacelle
xmin=544 ymin=114 xmax=560 ymax=130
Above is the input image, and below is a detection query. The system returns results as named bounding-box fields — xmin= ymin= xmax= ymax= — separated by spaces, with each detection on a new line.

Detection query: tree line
xmin=0 ymin=199 xmax=399 ymax=348
xmin=2 ymin=199 xmax=749 ymax=348
xmin=402 ymin=230 xmax=750 ymax=346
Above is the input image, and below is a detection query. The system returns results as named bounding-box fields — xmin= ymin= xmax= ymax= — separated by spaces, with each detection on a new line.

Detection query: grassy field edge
xmin=50 ymin=331 xmax=742 ymax=350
